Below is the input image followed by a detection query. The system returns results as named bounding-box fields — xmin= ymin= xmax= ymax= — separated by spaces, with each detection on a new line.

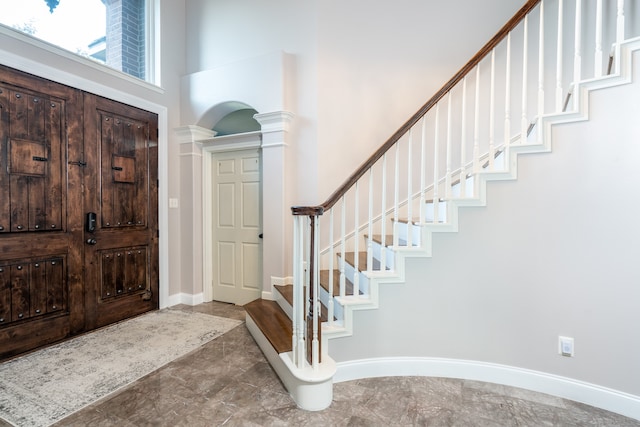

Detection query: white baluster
xmin=573 ymin=0 xmax=582 ymax=105
xmin=433 ymin=103 xmax=440 ymax=223
xmin=419 ymin=117 xmax=427 ymax=221
xmin=393 ymin=143 xmax=400 ymax=246
xmin=617 ymin=0 xmax=625 ymax=45
xmin=538 ymin=0 xmax=545 ymax=126
xmin=327 ymin=208 xmax=334 ymax=328
xmin=294 ymin=216 xmax=306 ymax=368
xmin=380 ymin=154 xmax=388 ymax=268
xmin=460 ymin=77 xmax=468 ymax=197
xmin=595 ymin=0 xmax=603 ymax=78
xmin=367 ymin=169 xmax=374 ymax=274
xmin=340 ymin=196 xmax=346 ymax=298
xmin=489 ymin=48 xmax=496 ymax=170
xmin=505 ymin=32 xmax=512 ymax=161
xmin=407 ymin=129 xmax=413 ymax=246
xmin=353 ymin=182 xmax=360 ymax=296
xmin=556 ymin=0 xmax=564 ymax=111
xmin=445 ymin=92 xmax=453 ymax=196
xmin=311 ymin=215 xmax=320 ymax=369
xmin=473 ymin=65 xmax=481 ymax=173
xmin=292 ymin=216 xmax=299 ymax=366
xmin=521 ymin=14 xmax=530 ymax=143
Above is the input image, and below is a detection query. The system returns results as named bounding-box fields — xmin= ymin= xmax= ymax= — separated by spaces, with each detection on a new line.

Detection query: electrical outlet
xmin=169 ymin=198 xmax=179 ymax=208
xmin=559 ymin=336 xmax=574 ymax=357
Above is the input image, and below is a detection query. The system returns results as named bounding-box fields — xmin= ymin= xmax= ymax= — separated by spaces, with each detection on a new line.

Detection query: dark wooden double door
xmin=0 ymin=65 xmax=158 ymax=359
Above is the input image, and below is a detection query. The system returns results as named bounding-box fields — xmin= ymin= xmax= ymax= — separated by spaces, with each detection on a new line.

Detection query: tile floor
xmin=2 ymin=301 xmax=637 ymax=426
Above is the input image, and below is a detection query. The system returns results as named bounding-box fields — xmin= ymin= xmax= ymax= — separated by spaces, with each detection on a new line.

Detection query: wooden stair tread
xmin=319 ymin=269 xmax=358 ymax=296
xmin=339 ymin=251 xmax=383 ymax=272
xmin=274 ymin=284 xmax=331 ymax=322
xmin=367 ymin=234 xmax=393 ymax=247
xmin=244 ymin=299 xmax=292 ymax=354
xmin=366 ymin=234 xmax=410 ymax=247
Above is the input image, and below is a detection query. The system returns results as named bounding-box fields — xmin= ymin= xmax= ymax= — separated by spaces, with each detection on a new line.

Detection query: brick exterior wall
xmin=104 ymin=0 xmax=145 ymax=79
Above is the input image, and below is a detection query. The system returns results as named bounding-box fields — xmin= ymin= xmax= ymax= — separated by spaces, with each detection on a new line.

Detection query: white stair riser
xmin=366 ymin=237 xmax=395 ymax=270
xmin=395 ymin=221 xmax=422 ymax=245
xmin=342 ymin=262 xmax=370 ymax=295
xmin=424 ymin=200 xmax=448 ymax=223
xmin=451 ymin=175 xmax=476 ymax=198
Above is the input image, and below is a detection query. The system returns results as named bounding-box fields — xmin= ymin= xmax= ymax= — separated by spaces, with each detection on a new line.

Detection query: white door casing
xmin=210 ymin=147 xmax=262 ymax=305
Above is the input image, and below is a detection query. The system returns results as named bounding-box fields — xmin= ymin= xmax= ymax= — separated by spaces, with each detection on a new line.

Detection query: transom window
xmin=0 ymin=0 xmax=153 ymax=83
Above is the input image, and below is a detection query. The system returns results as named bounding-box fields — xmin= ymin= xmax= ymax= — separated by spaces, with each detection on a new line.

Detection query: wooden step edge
xmin=274 ymin=284 xmax=293 ymax=305
xmin=338 ymin=251 xmax=388 ymax=273
xmin=364 ymin=234 xmax=409 ymax=247
xmin=319 ymin=269 xmax=361 ymax=297
xmin=244 ymin=299 xmax=292 ymax=354
xmin=274 ymin=284 xmax=332 ymax=322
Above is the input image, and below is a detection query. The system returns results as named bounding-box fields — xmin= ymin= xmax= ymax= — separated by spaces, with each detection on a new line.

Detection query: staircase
xmin=245 ymin=0 xmax=640 ymax=413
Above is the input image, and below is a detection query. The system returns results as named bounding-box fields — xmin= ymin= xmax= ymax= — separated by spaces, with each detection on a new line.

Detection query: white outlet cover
xmin=558 ymin=336 xmax=574 ymax=357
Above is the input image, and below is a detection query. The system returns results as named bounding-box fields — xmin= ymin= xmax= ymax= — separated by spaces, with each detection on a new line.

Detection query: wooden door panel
xmin=10 ymin=264 xmax=29 ymax=321
xmin=84 ymin=94 xmax=158 ymax=330
xmin=29 ymin=260 xmax=47 ymax=318
xmin=0 ymin=89 xmax=8 ymax=233
xmin=0 ymin=266 xmax=9 ymax=324
xmin=100 ymin=114 xmax=148 ymax=229
xmin=3 ymin=87 xmax=66 ymax=233
xmin=0 ymin=65 xmax=157 ymax=359
xmin=0 ymin=65 xmax=83 ymax=359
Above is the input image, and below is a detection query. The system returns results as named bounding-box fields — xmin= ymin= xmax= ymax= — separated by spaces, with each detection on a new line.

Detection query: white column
xmin=254 ymin=111 xmax=295 ymax=298
xmin=174 ymin=125 xmax=216 ymax=305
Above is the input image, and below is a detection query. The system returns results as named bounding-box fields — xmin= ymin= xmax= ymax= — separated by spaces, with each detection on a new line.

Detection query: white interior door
xmin=212 ymin=148 xmax=262 ymax=305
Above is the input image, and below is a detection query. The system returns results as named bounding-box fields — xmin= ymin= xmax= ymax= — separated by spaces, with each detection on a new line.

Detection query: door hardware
xmin=86 ymin=238 xmax=97 ymax=245
xmin=111 ymin=166 xmax=123 ymax=171
xmin=86 ymin=212 xmax=97 ymax=233
xmin=69 ymin=160 xmax=87 ymax=167
xmin=32 ymin=156 xmax=48 ymax=162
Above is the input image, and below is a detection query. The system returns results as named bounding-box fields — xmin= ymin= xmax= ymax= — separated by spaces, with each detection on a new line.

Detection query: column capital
xmin=253 ymin=111 xmax=294 ymax=134
xmin=174 ymin=125 xmax=217 ymax=144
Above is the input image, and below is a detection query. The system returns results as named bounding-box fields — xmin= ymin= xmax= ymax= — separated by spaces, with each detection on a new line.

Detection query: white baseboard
xmin=166 ymin=292 xmax=204 ymax=307
xmin=335 ymin=357 xmax=640 ymax=421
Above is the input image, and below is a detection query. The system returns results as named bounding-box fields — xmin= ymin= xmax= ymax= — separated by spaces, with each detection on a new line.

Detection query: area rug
xmin=0 ymin=309 xmax=242 ymax=427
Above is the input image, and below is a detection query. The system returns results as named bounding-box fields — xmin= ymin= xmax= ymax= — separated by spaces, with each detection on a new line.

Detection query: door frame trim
xmin=202 ymin=132 xmax=262 ymax=303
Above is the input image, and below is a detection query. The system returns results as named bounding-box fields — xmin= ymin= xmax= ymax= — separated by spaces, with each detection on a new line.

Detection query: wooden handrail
xmin=291 ymin=0 xmax=541 ymax=216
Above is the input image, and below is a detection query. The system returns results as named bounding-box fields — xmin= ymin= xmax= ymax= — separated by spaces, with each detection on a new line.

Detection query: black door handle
xmin=258 ymin=233 xmax=263 ymax=239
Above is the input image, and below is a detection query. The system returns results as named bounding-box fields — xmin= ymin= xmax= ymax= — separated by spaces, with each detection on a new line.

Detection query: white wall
xmin=0 ymin=0 xmax=186 ymax=304
xmin=329 ymin=53 xmax=640 ymax=398
xmin=183 ymin=0 xmax=525 ymax=205
xmin=314 ymin=0 xmax=524 ymax=201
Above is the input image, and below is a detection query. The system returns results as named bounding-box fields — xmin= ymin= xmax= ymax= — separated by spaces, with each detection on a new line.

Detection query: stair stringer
xmin=320 ymin=35 xmax=640 ymax=368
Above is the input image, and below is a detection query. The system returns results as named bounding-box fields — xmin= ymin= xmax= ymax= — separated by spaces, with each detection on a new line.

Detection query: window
xmin=0 ymin=0 xmax=154 ymax=83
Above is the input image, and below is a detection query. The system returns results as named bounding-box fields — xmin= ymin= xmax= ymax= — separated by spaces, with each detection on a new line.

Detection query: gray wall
xmin=329 ymin=61 xmax=640 ymax=396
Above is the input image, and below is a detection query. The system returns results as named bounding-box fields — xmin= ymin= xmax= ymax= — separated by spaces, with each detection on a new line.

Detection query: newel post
xmin=291 ymin=205 xmax=324 ymax=367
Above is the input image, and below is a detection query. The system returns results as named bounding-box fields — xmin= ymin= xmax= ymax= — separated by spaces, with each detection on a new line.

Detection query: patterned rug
xmin=0 ymin=309 xmax=242 ymax=427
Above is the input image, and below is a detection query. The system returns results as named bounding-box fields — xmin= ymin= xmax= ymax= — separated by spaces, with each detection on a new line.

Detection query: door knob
xmin=86 ymin=238 xmax=97 ymax=245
